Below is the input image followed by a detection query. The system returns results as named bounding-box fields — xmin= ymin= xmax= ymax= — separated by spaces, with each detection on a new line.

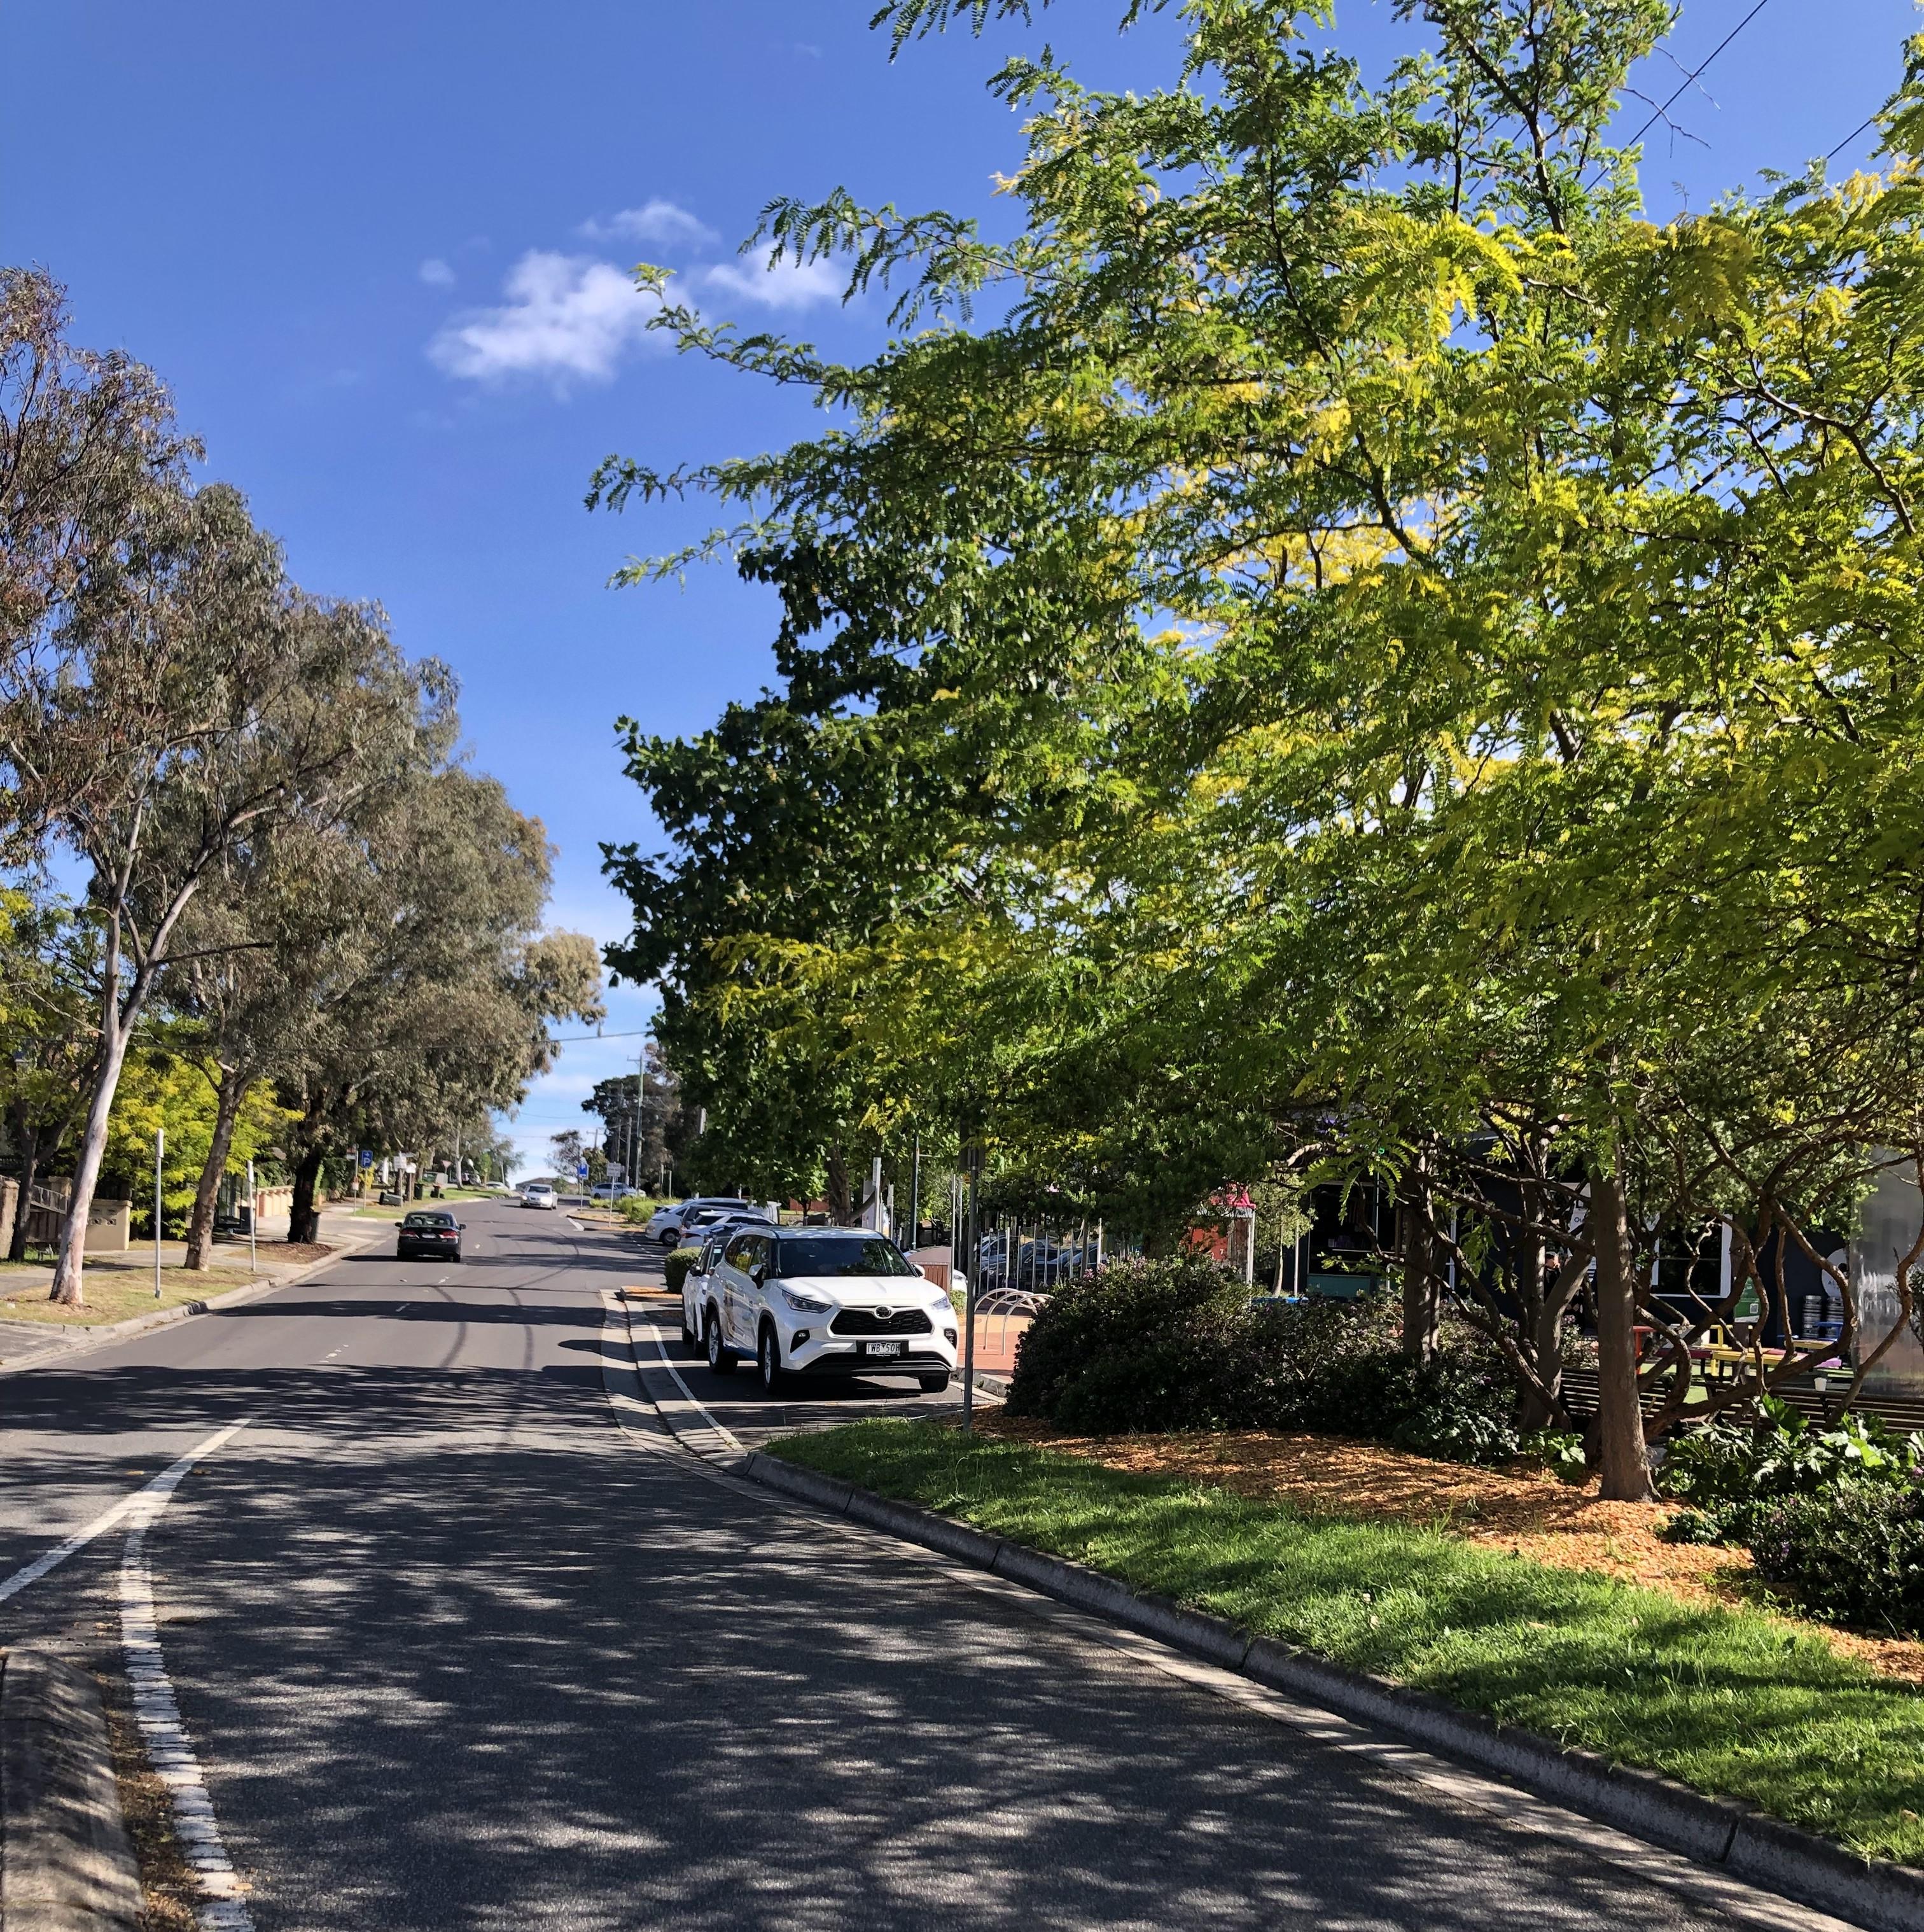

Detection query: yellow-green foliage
xmin=106 ymin=1052 xmax=295 ymax=1230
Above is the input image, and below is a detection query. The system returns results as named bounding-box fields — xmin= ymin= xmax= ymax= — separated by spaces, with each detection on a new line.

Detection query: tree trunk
xmin=1399 ymin=1156 xmax=1440 ymax=1364
xmin=825 ymin=1145 xmax=852 ymax=1226
xmin=49 ymin=1019 xmax=135 ymax=1308
xmin=8 ymin=1114 xmax=40 ymax=1265
xmin=289 ymin=1142 xmax=325 ymax=1244
xmin=184 ymin=1068 xmax=247 ymax=1270
xmin=1588 ymin=1159 xmax=1652 ymax=1501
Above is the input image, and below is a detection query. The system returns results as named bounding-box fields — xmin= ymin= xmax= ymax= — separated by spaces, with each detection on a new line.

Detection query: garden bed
xmin=772 ymin=1417 xmax=1924 ymax=1862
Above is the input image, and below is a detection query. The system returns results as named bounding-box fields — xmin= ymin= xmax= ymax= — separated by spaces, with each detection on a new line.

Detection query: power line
xmin=1827 ymin=112 xmax=1881 ymax=164
xmin=1620 ymin=0 xmax=1774 ymax=152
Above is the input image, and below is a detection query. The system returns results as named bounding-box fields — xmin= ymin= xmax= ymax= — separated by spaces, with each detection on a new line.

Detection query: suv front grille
xmin=830 ymin=1307 xmax=933 ymax=1336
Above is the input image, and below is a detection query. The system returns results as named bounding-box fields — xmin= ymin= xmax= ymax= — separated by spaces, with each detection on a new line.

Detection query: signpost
xmin=246 ymin=1157 xmax=258 ymax=1277
xmin=959 ymin=1141 xmax=984 ymax=1432
xmin=153 ymin=1129 xmax=164 ymax=1299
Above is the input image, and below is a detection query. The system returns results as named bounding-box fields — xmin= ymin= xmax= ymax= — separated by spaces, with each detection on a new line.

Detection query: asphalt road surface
xmin=0 ymin=1200 xmax=1852 ymax=1930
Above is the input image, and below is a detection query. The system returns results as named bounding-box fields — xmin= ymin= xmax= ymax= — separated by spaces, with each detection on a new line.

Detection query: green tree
xmin=599 ymin=0 xmax=1924 ymax=1496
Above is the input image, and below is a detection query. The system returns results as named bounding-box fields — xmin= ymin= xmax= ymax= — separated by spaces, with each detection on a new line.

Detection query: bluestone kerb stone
xmin=0 ymin=1646 xmax=143 ymax=1932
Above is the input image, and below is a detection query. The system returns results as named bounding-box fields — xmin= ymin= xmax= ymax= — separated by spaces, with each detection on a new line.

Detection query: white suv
xmin=694 ymin=1226 xmax=958 ymax=1395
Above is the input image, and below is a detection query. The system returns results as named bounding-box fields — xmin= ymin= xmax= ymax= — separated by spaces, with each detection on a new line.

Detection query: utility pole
xmin=246 ymin=1157 xmax=258 ymax=1277
xmin=909 ymin=1132 xmax=921 ymax=1252
xmin=960 ymin=1141 xmax=984 ymax=1432
xmin=153 ymin=1128 xmax=164 ymax=1299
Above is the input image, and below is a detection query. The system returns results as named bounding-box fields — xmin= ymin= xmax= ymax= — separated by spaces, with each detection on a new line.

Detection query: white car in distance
xmin=645 ymin=1196 xmax=753 ymax=1245
xmin=521 ymin=1182 xmax=559 ymax=1211
xmin=692 ymin=1226 xmax=959 ymax=1396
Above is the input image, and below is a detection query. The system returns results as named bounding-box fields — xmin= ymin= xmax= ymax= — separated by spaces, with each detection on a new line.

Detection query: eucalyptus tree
xmin=273 ymin=767 xmax=603 ymax=1240
xmin=0 ymin=893 xmax=99 ymax=1259
xmin=8 ymin=484 xmax=435 ymax=1303
xmin=0 ymin=270 xmax=189 ymax=780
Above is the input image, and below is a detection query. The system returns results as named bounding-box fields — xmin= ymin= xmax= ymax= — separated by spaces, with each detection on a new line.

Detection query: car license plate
xmin=863 ymin=1340 xmax=905 ymax=1359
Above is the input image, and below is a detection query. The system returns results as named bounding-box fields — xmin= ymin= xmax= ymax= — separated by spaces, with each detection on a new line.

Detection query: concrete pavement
xmin=0 ymin=1201 xmax=1864 ymax=1929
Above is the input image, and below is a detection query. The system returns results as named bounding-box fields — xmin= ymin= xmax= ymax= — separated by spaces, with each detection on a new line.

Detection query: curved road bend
xmin=0 ymin=1198 xmax=1852 ymax=1931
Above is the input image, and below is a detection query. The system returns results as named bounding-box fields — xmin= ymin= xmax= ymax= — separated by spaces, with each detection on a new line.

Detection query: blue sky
xmin=3 ymin=0 xmax=1914 ymax=1175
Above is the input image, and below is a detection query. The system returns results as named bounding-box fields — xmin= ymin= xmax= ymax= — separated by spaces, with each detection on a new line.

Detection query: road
xmin=0 ymin=1198 xmax=1846 ymax=1930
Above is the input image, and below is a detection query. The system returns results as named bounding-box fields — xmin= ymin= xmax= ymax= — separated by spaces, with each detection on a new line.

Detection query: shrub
xmin=1006 ymin=1256 xmax=1269 ymax=1432
xmin=1005 ymin=1256 xmax=1521 ymax=1460
xmin=664 ymin=1245 xmax=702 ymax=1294
xmin=1749 ymin=1486 xmax=1924 ymax=1635
xmin=1658 ymin=1398 xmax=1924 ymax=1544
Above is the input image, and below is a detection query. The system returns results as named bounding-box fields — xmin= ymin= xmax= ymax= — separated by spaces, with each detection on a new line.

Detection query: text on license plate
xmin=863 ymin=1340 xmax=905 ymax=1358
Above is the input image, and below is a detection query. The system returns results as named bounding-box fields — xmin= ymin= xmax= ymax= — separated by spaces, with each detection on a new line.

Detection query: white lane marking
xmin=120 ymin=1419 xmax=256 ymax=1932
xmin=617 ymin=1295 xmax=744 ymax=1454
xmin=0 ymin=1421 xmax=249 ymax=1605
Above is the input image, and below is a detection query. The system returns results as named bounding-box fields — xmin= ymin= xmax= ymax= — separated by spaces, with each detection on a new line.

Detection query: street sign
xmin=358 ymin=1148 xmax=373 ymax=1168
xmin=575 ymin=1159 xmax=589 ymax=1179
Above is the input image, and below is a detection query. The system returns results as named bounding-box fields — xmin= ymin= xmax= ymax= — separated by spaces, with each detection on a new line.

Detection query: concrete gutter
xmin=0 ymin=1217 xmax=384 ymax=1379
xmin=748 ymin=1449 xmax=1924 ymax=1932
xmin=0 ymin=1647 xmax=141 ymax=1932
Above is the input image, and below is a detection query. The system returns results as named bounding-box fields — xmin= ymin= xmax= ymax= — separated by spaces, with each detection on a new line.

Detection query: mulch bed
xmin=976 ymin=1413 xmax=1924 ymax=1685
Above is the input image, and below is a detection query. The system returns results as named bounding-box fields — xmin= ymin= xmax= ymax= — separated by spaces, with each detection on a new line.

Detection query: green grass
xmin=0 ymin=1264 xmax=261 ymax=1327
xmin=772 ymin=1418 xmax=1924 ymax=1863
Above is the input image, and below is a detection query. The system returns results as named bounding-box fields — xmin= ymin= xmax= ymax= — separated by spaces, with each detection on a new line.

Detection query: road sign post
xmin=153 ymin=1129 xmax=164 ymax=1299
xmin=247 ymin=1157 xmax=258 ymax=1277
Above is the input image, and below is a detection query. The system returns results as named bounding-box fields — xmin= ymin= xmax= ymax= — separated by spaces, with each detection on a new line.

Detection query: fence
xmin=0 ymin=1178 xmax=131 ymax=1254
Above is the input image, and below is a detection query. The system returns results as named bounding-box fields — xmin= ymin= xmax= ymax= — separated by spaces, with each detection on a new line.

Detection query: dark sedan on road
xmin=396 ymin=1210 xmax=463 ymax=1262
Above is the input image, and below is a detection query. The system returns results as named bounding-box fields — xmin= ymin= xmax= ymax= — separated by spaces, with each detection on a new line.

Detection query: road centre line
xmin=0 ymin=1420 xmax=250 ymax=1606
xmin=119 ymin=1419 xmax=255 ymax=1932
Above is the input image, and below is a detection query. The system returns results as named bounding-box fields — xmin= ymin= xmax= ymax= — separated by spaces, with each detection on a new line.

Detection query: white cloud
xmin=696 ymin=253 xmax=844 ymax=311
xmin=580 ymin=199 xmax=718 ymax=249
xmin=428 ymin=251 xmax=664 ymax=385
xmin=418 ymin=257 xmax=456 ymax=287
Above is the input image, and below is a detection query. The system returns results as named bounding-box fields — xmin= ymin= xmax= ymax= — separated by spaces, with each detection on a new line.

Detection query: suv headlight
xmin=781 ymin=1287 xmax=832 ymax=1315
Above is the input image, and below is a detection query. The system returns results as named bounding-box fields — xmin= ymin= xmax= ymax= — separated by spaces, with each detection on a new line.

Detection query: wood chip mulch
xmin=976 ymin=1413 xmax=1924 ymax=1686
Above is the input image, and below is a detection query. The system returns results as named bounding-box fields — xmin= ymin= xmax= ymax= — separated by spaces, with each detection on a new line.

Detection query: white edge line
xmin=0 ymin=1417 xmax=253 ymax=1606
xmin=0 ymin=1491 xmax=143 ymax=1604
xmin=120 ymin=1418 xmax=256 ymax=1932
xmin=614 ymin=1292 xmax=745 ymax=1455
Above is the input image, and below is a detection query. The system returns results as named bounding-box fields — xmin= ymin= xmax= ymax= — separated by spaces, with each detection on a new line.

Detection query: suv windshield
xmin=774 ymin=1234 xmax=916 ymax=1279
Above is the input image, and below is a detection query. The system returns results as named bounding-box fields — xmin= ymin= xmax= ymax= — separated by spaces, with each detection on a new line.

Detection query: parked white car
xmin=521 ymin=1182 xmax=559 ymax=1211
xmin=691 ymin=1225 xmax=958 ymax=1396
xmin=676 ymin=1217 xmax=769 ymax=1345
xmin=646 ymin=1196 xmax=754 ymax=1245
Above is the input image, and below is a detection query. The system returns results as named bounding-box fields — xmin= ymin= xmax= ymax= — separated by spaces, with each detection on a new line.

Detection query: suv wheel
xmin=705 ymin=1309 xmax=736 ymax=1376
xmin=918 ymin=1372 xmax=951 ymax=1394
xmin=757 ymin=1324 xmax=784 ymax=1396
